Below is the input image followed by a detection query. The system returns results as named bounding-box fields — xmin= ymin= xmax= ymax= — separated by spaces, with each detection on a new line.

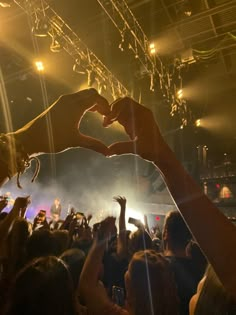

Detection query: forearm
xmin=119 ymin=208 xmax=126 ymax=232
xmin=0 ymin=208 xmax=18 ymax=250
xmin=117 ymin=208 xmax=127 ymax=258
xmin=79 ymin=240 xmax=106 ymax=295
xmin=0 ymin=126 xmax=42 ymax=188
xmin=155 ymin=142 xmax=236 ymax=297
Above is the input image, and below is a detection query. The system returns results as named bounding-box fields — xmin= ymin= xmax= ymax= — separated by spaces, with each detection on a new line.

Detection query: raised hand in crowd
xmin=79 ymin=216 xmax=120 ymax=314
xmin=0 ymin=196 xmax=30 ymax=259
xmin=113 ymin=196 xmax=128 ymax=259
xmin=104 ymin=96 xmax=236 ymax=299
xmin=0 ymin=88 xmax=110 ymax=187
xmin=113 ymin=196 xmax=126 ymax=210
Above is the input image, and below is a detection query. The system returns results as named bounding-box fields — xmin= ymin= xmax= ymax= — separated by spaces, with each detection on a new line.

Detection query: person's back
xmin=163 ymin=211 xmax=204 ymax=315
xmin=166 ymin=255 xmax=200 ymax=315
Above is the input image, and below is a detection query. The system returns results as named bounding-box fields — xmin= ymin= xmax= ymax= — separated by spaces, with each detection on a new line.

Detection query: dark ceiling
xmin=0 ymin=0 xmax=236 ymax=164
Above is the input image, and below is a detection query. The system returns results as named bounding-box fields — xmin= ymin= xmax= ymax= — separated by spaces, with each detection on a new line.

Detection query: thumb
xmin=108 ymin=140 xmax=138 ymax=157
xmin=77 ymin=133 xmax=108 ymax=156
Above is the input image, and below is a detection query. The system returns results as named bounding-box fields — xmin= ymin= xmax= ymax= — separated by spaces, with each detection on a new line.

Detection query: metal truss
xmin=14 ymin=0 xmax=130 ymax=99
xmin=97 ymin=0 xmax=177 ymax=103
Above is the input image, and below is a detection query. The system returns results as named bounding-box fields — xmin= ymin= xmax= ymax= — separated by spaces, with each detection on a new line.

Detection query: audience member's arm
xmin=0 ymin=197 xmax=29 ymax=255
xmin=0 ymin=89 xmax=110 ymax=187
xmin=79 ymin=217 xmax=116 ymax=314
xmin=104 ymin=97 xmax=236 ymax=299
xmin=144 ymin=214 xmax=150 ymax=234
xmin=113 ymin=196 xmax=128 ymax=259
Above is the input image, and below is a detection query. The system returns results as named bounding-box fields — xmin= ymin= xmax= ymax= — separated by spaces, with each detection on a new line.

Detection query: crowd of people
xmin=0 ymin=88 xmax=235 ymax=315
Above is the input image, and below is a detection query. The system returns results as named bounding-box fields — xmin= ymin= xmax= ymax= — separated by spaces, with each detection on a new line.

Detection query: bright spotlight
xmin=0 ymin=2 xmax=11 ymax=7
xmin=177 ymin=89 xmax=183 ymax=99
xmin=196 ymin=119 xmax=201 ymax=127
xmin=35 ymin=61 xmax=44 ymax=72
xmin=150 ymin=48 xmax=156 ymax=55
xmin=149 ymin=43 xmax=156 ymax=55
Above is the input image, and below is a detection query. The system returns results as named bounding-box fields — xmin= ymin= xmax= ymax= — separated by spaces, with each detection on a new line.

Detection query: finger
xmin=108 ymin=140 xmax=138 ymax=157
xmin=104 ymin=96 xmax=146 ymax=126
xmin=66 ymin=89 xmax=108 ymax=117
xmin=103 ymin=97 xmax=129 ymax=127
xmin=78 ymin=133 xmax=108 ymax=156
xmin=89 ymin=94 xmax=111 ymax=116
xmin=73 ymin=89 xmax=110 ymax=115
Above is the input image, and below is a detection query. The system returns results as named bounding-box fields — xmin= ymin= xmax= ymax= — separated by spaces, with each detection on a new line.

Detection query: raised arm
xmin=113 ymin=196 xmax=128 ymax=259
xmin=104 ymin=97 xmax=236 ymax=299
xmin=79 ymin=217 xmax=117 ymax=314
xmin=0 ymin=196 xmax=30 ymax=257
xmin=0 ymin=89 xmax=110 ymax=188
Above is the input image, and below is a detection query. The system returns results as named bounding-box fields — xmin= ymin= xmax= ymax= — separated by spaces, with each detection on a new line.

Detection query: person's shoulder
xmin=166 ymin=255 xmax=193 ymax=265
xmin=165 ymin=256 xmax=198 ymax=274
xmin=99 ymin=303 xmax=129 ymax=315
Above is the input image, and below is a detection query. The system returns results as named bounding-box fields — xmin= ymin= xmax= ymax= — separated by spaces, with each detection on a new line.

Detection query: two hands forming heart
xmin=17 ymin=88 xmax=166 ymax=164
xmin=5 ymin=90 xmax=236 ymax=301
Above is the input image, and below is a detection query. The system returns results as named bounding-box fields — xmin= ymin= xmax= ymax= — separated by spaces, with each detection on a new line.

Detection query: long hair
xmin=194 ymin=265 xmax=236 ymax=315
xmin=128 ymin=250 xmax=179 ymax=315
xmin=3 ymin=256 xmax=77 ymax=315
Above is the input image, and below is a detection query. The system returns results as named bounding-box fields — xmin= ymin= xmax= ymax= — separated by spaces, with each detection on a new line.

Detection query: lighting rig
xmin=13 ymin=0 xmax=130 ymax=99
xmin=97 ymin=0 xmax=190 ymax=125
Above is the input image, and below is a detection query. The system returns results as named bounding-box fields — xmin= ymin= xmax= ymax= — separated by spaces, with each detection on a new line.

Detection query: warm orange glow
xmin=35 ymin=61 xmax=44 ymax=72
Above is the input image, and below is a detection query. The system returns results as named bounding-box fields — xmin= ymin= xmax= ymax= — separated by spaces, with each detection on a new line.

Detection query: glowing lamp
xmin=35 ymin=61 xmax=44 ymax=72
xmin=196 ymin=119 xmax=201 ymax=127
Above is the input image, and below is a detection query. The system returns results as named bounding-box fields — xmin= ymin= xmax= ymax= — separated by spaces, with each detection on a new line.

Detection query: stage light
xmin=150 ymin=48 xmax=156 ymax=55
xmin=196 ymin=119 xmax=201 ymax=127
xmin=149 ymin=43 xmax=155 ymax=49
xmin=0 ymin=2 xmax=11 ymax=7
xmin=149 ymin=43 xmax=156 ymax=55
xmin=35 ymin=61 xmax=44 ymax=72
xmin=177 ymin=89 xmax=183 ymax=99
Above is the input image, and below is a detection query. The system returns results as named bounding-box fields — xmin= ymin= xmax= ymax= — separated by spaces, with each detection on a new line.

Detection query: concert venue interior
xmin=0 ymin=0 xmax=236 ymax=228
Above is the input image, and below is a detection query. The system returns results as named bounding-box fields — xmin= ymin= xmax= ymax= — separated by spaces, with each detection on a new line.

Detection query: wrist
xmin=13 ymin=128 xmax=37 ymax=157
xmin=0 ymin=132 xmax=40 ymax=188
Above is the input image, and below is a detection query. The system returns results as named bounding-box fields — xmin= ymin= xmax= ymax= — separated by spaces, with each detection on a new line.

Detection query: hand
xmin=113 ymin=196 xmax=126 ymax=209
xmin=12 ymin=196 xmax=30 ymax=217
xmin=97 ymin=217 xmax=116 ymax=242
xmin=103 ymin=97 xmax=166 ymax=162
xmin=17 ymin=89 xmax=110 ymax=156
xmin=87 ymin=214 xmax=93 ymax=222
